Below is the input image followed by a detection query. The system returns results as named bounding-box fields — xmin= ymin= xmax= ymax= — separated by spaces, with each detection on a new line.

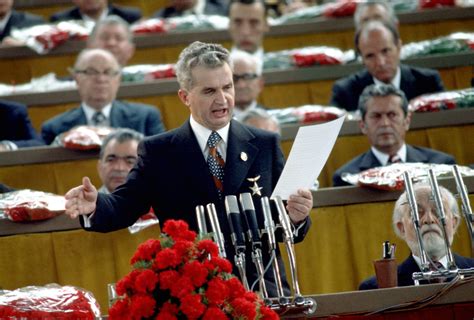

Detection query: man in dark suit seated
xmin=0 ymin=0 xmax=44 ymax=45
xmin=330 ymin=20 xmax=444 ymax=112
xmin=50 ymin=0 xmax=141 ymax=24
xmin=64 ymin=41 xmax=314 ymax=297
xmin=359 ymin=183 xmax=474 ymax=289
xmin=153 ymin=0 xmax=228 ymax=18
xmin=87 ymin=15 xmax=135 ymax=67
xmin=332 ymin=84 xmax=455 ymax=187
xmin=41 ymin=48 xmax=165 ymax=145
xmin=0 ymin=99 xmax=44 ymax=150
xmin=230 ymin=50 xmax=266 ymax=118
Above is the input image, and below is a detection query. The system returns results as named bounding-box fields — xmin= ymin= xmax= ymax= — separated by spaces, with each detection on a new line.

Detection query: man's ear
xmin=404 ymin=111 xmax=412 ymax=131
xmin=359 ymin=119 xmax=368 ymax=135
xmin=396 ymin=221 xmax=405 ymax=237
xmin=178 ymin=89 xmax=190 ymax=107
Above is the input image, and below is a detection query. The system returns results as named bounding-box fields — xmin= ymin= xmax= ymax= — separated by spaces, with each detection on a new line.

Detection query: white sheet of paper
xmin=271 ymin=116 xmax=345 ymax=199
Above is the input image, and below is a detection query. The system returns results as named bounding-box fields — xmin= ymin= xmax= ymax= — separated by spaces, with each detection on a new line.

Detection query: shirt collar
xmin=82 ymin=103 xmax=113 ymax=125
xmin=0 ymin=11 xmax=12 ymax=31
xmin=371 ymin=143 xmax=407 ymax=166
xmin=373 ymin=66 xmax=401 ymax=89
xmin=189 ymin=116 xmax=229 ymax=160
xmin=412 ymin=254 xmax=448 ymax=270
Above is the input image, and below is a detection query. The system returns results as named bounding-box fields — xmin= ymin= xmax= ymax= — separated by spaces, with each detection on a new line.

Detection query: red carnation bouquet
xmin=109 ymin=219 xmax=278 ymax=320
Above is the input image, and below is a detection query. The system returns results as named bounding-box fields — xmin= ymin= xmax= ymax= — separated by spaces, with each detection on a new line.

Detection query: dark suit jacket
xmin=0 ymin=183 xmax=14 ymax=193
xmin=333 ymin=145 xmax=456 ymax=187
xmin=359 ymin=254 xmax=474 ymax=290
xmin=50 ymin=5 xmax=141 ymax=24
xmin=330 ymin=65 xmax=445 ymax=111
xmin=41 ymin=100 xmax=165 ymax=145
xmin=84 ymin=119 xmax=312 ymax=296
xmin=0 ymin=10 xmax=45 ymax=41
xmin=153 ymin=0 xmax=228 ymax=18
xmin=0 ymin=100 xmax=44 ymax=148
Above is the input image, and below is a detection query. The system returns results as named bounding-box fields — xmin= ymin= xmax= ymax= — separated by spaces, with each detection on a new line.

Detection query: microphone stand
xmin=225 ymin=195 xmax=249 ymax=291
xmin=273 ymin=196 xmax=304 ymax=305
xmin=403 ymin=172 xmax=430 ymax=280
xmin=427 ymin=169 xmax=457 ymax=271
xmin=206 ymin=203 xmax=226 ymax=258
xmin=452 ymin=165 xmax=474 ymax=258
xmin=240 ymin=193 xmax=268 ymax=299
xmin=261 ymin=196 xmax=287 ymax=304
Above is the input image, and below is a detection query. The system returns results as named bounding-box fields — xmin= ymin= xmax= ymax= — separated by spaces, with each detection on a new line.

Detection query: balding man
xmin=359 ymin=184 xmax=474 ymax=289
xmin=330 ymin=20 xmax=444 ymax=112
xmin=41 ymin=49 xmax=165 ymax=144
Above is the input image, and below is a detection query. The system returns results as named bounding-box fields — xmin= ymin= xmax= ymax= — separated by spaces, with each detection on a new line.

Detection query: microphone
xmin=195 ymin=205 xmax=207 ymax=236
xmin=206 ymin=203 xmax=226 ymax=258
xmin=225 ymin=195 xmax=249 ymax=290
xmin=239 ymin=192 xmax=262 ymax=249
xmin=261 ymin=196 xmax=276 ymax=251
xmin=273 ymin=196 xmax=293 ymax=243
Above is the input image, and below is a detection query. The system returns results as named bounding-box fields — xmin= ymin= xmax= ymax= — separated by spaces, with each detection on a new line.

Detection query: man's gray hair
xmin=100 ymin=128 xmax=144 ymax=159
xmin=88 ymin=15 xmax=134 ymax=44
xmin=354 ymin=0 xmax=398 ymax=30
xmin=230 ymin=49 xmax=263 ymax=76
xmin=175 ymin=41 xmax=231 ymax=90
xmin=392 ymin=183 xmax=461 ymax=238
xmin=238 ymin=108 xmax=281 ymax=134
xmin=358 ymin=84 xmax=408 ymax=119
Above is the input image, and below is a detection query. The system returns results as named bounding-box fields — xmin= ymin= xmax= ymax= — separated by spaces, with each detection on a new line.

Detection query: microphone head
xmin=225 ymin=195 xmax=240 ymax=214
xmin=240 ymin=192 xmax=255 ymax=211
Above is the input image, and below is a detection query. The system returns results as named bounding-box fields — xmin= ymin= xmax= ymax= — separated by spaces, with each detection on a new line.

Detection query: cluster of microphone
xmin=403 ymin=165 xmax=474 ymax=284
xmin=195 ymin=192 xmax=316 ymax=314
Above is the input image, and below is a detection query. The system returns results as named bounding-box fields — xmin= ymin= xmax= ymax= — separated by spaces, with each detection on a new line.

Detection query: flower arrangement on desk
xmin=109 ymin=219 xmax=278 ymax=320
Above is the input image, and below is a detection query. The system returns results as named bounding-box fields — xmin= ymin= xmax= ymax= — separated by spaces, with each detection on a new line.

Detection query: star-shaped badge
xmin=247 ymin=175 xmax=262 ymax=196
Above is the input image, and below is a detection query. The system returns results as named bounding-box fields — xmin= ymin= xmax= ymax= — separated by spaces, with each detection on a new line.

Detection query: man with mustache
xmin=359 ymin=183 xmax=474 ymax=289
xmin=332 ymin=84 xmax=455 ymax=187
xmin=330 ymin=20 xmax=444 ymax=112
xmin=97 ymin=128 xmax=143 ymax=194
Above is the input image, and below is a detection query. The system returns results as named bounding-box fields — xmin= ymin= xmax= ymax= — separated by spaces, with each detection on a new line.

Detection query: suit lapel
xmin=400 ymin=65 xmax=416 ymax=100
xmin=359 ymin=150 xmax=382 ymax=171
xmin=406 ymin=145 xmax=429 ymax=162
xmin=224 ymin=121 xmax=258 ymax=195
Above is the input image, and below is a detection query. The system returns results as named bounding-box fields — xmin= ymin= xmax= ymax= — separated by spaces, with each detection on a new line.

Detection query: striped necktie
xmin=388 ymin=154 xmax=401 ymax=164
xmin=92 ymin=111 xmax=106 ymax=126
xmin=207 ymin=131 xmax=225 ymax=197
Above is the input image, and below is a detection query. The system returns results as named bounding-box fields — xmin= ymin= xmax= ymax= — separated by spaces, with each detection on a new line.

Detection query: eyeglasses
xmin=71 ymin=68 xmax=121 ymax=78
xmin=233 ymin=73 xmax=259 ymax=82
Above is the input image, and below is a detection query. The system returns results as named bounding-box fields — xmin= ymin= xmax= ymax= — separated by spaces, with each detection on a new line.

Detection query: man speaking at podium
xmin=64 ymin=41 xmax=313 ymax=296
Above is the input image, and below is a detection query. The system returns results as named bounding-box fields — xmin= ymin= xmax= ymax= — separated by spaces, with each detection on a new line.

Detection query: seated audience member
xmin=41 ymin=48 xmax=165 ymax=144
xmin=239 ymin=108 xmax=280 ymax=134
xmin=353 ymin=0 xmax=398 ymax=30
xmin=228 ymin=0 xmax=269 ymax=59
xmin=359 ymin=183 xmax=474 ymax=289
xmin=330 ymin=20 xmax=444 ymax=112
xmin=50 ymin=0 xmax=141 ymax=24
xmin=97 ymin=128 xmax=143 ymax=194
xmin=153 ymin=0 xmax=228 ymax=18
xmin=0 ymin=0 xmax=45 ymax=45
xmin=87 ymin=15 xmax=135 ymax=66
xmin=230 ymin=50 xmax=265 ymax=117
xmin=332 ymin=84 xmax=455 ymax=187
xmin=0 ymin=99 xmax=44 ymax=150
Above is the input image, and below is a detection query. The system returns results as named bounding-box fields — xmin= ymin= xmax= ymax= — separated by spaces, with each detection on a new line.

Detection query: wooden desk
xmin=1 ymin=178 xmax=472 ymax=314
xmin=1 ymin=6 xmax=473 ymax=83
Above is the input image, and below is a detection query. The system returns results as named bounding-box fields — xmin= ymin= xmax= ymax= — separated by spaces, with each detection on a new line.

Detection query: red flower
xmin=226 ymin=277 xmax=247 ymax=300
xmin=197 ymin=239 xmax=219 ymax=258
xmin=134 ymin=269 xmax=159 ymax=294
xmin=170 ymin=275 xmax=194 ymax=298
xmin=211 ymin=256 xmax=233 ymax=273
xmin=159 ymin=270 xmax=180 ymax=291
xmin=231 ymin=297 xmax=257 ymax=320
xmin=129 ymin=295 xmax=156 ymax=319
xmin=180 ymin=294 xmax=206 ymax=319
xmin=130 ymin=238 xmax=161 ymax=264
xmin=162 ymin=219 xmax=197 ymax=241
xmin=260 ymin=305 xmax=280 ymax=320
xmin=115 ymin=269 xmax=141 ymax=296
xmin=202 ymin=307 xmax=228 ymax=320
xmin=108 ymin=298 xmax=130 ymax=319
xmin=206 ymin=277 xmax=229 ymax=306
xmin=173 ymin=239 xmax=195 ymax=261
xmin=153 ymin=248 xmax=181 ymax=270
xmin=182 ymin=261 xmax=208 ymax=287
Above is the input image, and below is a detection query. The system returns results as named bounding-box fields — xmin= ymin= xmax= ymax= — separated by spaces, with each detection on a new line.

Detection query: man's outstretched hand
xmin=65 ymin=177 xmax=98 ymax=219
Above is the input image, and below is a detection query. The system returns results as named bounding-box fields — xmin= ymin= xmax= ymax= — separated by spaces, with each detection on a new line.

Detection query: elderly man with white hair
xmin=359 ymin=183 xmax=474 ymax=289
